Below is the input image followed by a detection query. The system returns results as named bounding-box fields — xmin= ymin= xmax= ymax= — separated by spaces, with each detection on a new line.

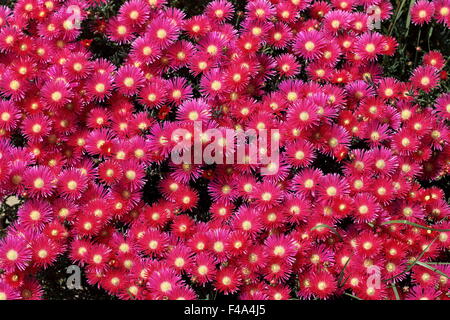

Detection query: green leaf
xmin=344 ymin=292 xmax=363 ymax=300
xmin=337 ymin=254 xmax=352 ymax=288
xmin=384 ymin=235 xmax=439 ymax=282
xmin=405 ymin=0 xmax=417 ymax=37
xmin=388 ymin=0 xmax=409 ymax=36
xmin=391 ymin=285 xmax=401 ymax=300
xmin=310 ymin=224 xmax=343 ymax=241
xmin=381 ymin=220 xmax=450 ymax=232
xmin=415 ymin=261 xmax=450 ymax=280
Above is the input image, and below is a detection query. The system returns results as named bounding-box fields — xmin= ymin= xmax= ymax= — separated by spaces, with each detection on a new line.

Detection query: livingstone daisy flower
xmin=410 ymin=65 xmax=440 ymax=92
xmin=0 ymin=236 xmax=32 ymax=272
xmin=411 ymin=0 xmax=435 ymax=25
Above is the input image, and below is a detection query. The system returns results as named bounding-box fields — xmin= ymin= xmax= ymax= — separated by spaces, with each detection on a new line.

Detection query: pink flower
xmin=0 ymin=236 xmax=32 ymax=272
xmin=411 ymin=0 xmax=435 ymax=25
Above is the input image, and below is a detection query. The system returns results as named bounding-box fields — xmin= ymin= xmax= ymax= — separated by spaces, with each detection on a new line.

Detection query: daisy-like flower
xmin=171 ymin=214 xmax=196 ymax=239
xmin=164 ymin=7 xmax=187 ymax=28
xmin=19 ymin=278 xmax=44 ymax=300
xmin=101 ymin=270 xmax=126 ymax=295
xmin=423 ymin=50 xmax=445 ymax=69
xmin=410 ymin=65 xmax=440 ymax=92
xmin=264 ymin=234 xmax=297 ymax=263
xmin=363 ymin=122 xmax=390 ymax=148
xmin=0 ymin=236 xmax=32 ymax=272
xmin=57 ymin=168 xmax=88 ymax=199
xmin=0 ymin=100 xmax=20 ymax=131
xmin=138 ymin=229 xmax=169 ymax=257
xmin=0 ymin=281 xmax=20 ymax=300
xmin=166 ymin=245 xmax=194 ymax=272
xmin=84 ymin=128 xmax=116 ymax=157
xmin=177 ymin=98 xmax=211 ymax=122
xmin=275 ymin=54 xmax=300 ymax=78
xmin=406 ymin=286 xmax=441 ymax=300
xmin=371 ymin=178 xmax=396 ymax=204
xmin=392 ymin=128 xmax=420 ymax=155
xmin=115 ymin=65 xmax=145 ymax=96
xmin=434 ymin=0 xmax=450 ymax=25
xmin=205 ymin=0 xmax=234 ymax=22
xmin=435 ymin=93 xmax=450 ymax=120
xmin=285 ymin=139 xmax=315 ymax=168
xmin=206 ymin=228 xmax=230 ymax=263
xmin=293 ymin=30 xmax=327 ymax=60
xmin=352 ymin=193 xmax=380 ymax=223
xmin=0 ymin=26 xmax=21 ymax=53
xmin=166 ymin=40 xmax=196 ymax=69
xmin=30 ymin=235 xmax=60 ymax=268
xmin=377 ymin=77 xmax=400 ymax=99
xmin=354 ymin=32 xmax=385 ymax=61
xmin=189 ymin=253 xmax=216 ymax=285
xmin=287 ymin=100 xmax=320 ymax=130
xmin=168 ymin=286 xmax=197 ymax=300
xmin=146 ymin=16 xmax=179 ymax=49
xmin=411 ymin=0 xmax=435 ymax=25
xmin=231 ymin=206 xmax=262 ymax=237
xmin=246 ymin=0 xmax=275 ymax=21
xmin=52 ymin=198 xmax=78 ymax=222
xmin=309 ymin=271 xmax=337 ymax=299
xmin=86 ymin=107 xmax=111 ymax=129
xmin=84 ymin=73 xmax=114 ymax=102
xmin=0 ymin=6 xmax=11 ymax=28
xmin=131 ymin=35 xmax=162 ymax=64
xmin=119 ymin=0 xmax=150 ymax=27
xmin=215 ymin=267 xmax=241 ymax=294
xmin=291 ymin=167 xmax=323 ymax=196
xmin=208 ymin=177 xmax=237 ymax=204
xmin=316 ymin=174 xmax=350 ymax=203
xmin=64 ymin=52 xmax=92 ymax=81
xmin=120 ymin=159 xmax=146 ymax=191
xmin=40 ymin=80 xmax=73 ymax=111
xmin=263 ymin=258 xmax=292 ymax=283
xmin=106 ymin=17 xmax=136 ymax=44
xmin=166 ymin=77 xmax=193 ymax=105
xmin=323 ymin=10 xmax=351 ymax=34
xmin=267 ymin=23 xmax=293 ymax=49
xmin=0 ymin=70 xmax=27 ymax=101
xmin=86 ymin=243 xmax=112 ymax=272
xmin=395 ymin=200 xmax=425 ymax=222
xmin=200 ymin=69 xmax=226 ymax=98
xmin=17 ymin=200 xmax=53 ymax=231
xmin=73 ymin=212 xmax=102 ymax=237
xmin=138 ymin=77 xmax=168 ymax=108
xmin=23 ymin=166 xmax=55 ymax=198
xmin=148 ymin=268 xmax=183 ymax=298
xmin=252 ymin=181 xmax=284 ymax=210
xmin=368 ymin=147 xmax=398 ymax=177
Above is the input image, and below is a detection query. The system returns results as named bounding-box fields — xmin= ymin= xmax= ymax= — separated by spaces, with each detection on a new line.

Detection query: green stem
xmin=344 ymin=292 xmax=363 ymax=300
xmin=388 ymin=0 xmax=409 ymax=36
xmin=414 ymin=28 xmax=422 ymax=66
xmin=310 ymin=224 xmax=343 ymax=241
xmin=392 ymin=285 xmax=401 ymax=300
xmin=415 ymin=261 xmax=450 ymax=279
xmin=380 ymin=220 xmax=450 ymax=232
xmin=384 ymin=235 xmax=439 ymax=282
xmin=405 ymin=0 xmax=417 ymax=38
